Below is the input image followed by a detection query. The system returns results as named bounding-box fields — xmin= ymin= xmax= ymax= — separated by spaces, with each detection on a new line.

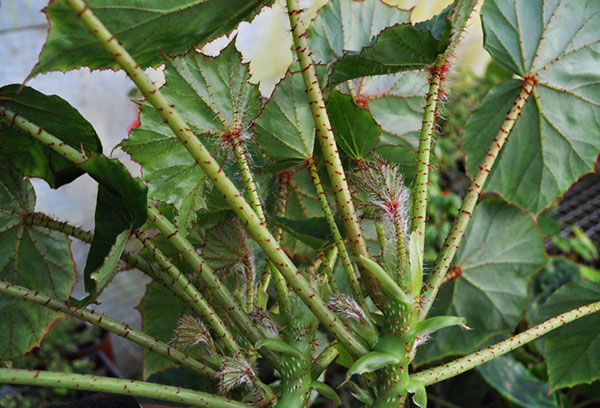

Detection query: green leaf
xmin=582 ymin=265 xmax=600 ymax=283
xmin=415 ymin=200 xmax=545 ymax=365
xmin=358 ymin=256 xmax=411 ymax=305
xmin=254 ymin=72 xmax=314 ymax=165
xmin=309 ymin=0 xmax=410 ymax=66
xmin=31 ymin=0 xmax=273 ymax=76
xmin=526 ymin=257 xmax=581 ymax=324
xmin=537 ymin=281 xmax=600 ymax=390
xmin=343 ymin=351 xmax=402 ymax=386
xmin=79 ymin=155 xmax=148 ymax=301
xmin=436 ymin=0 xmax=479 ymax=59
xmin=407 ymin=378 xmax=427 ymax=408
xmin=138 ymin=281 xmax=186 ymax=379
xmin=311 ymin=381 xmax=341 ymax=406
xmin=0 ymin=165 xmax=76 ymax=360
xmin=414 ymin=316 xmax=467 ymax=337
xmin=0 ymin=84 xmax=102 ymax=188
xmin=269 ymin=215 xmax=338 ymax=249
xmin=477 ymin=354 xmax=558 ymax=408
xmin=121 ymin=43 xmax=260 ymax=231
xmin=327 ymin=91 xmax=380 ymax=160
xmin=255 ymin=338 xmax=305 ymax=360
xmin=349 ymin=382 xmax=374 ymax=406
xmin=0 ymin=85 xmax=146 ymax=303
xmin=338 ymin=71 xmax=429 ymax=152
xmin=465 ymin=1 xmax=600 ymax=215
xmin=329 ymin=25 xmax=441 ymax=85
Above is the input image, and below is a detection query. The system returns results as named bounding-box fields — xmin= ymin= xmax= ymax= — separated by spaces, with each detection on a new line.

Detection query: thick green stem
xmin=319 ymin=246 xmax=340 ymax=295
xmin=307 ymin=157 xmax=364 ymax=305
xmin=26 ymin=212 xmax=237 ymax=355
xmin=411 ymin=71 xmax=441 ymax=254
xmin=232 ymin=141 xmax=265 ymax=223
xmin=311 ymin=341 xmax=339 ymax=379
xmin=0 ymin=368 xmax=249 ymax=408
xmin=0 ymin=280 xmax=214 ymax=379
xmin=285 ymin=0 xmax=383 ymax=308
xmin=65 ymin=0 xmax=367 ymax=358
xmin=134 ymin=230 xmax=241 ymax=355
xmin=413 ymin=300 xmax=600 ymax=385
xmin=419 ymin=79 xmax=535 ymax=320
xmin=393 ymin=208 xmax=409 ymax=286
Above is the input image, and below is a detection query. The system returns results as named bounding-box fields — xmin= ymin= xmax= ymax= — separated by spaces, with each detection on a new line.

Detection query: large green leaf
xmin=138 ymin=281 xmax=186 ymax=379
xmin=415 ymin=200 xmax=545 ymax=365
xmin=31 ymin=0 xmax=273 ymax=76
xmin=327 ymin=91 xmax=380 ymax=161
xmin=464 ymin=0 xmax=600 ymax=215
xmin=121 ymin=43 xmax=260 ymax=231
xmin=477 ymin=355 xmax=558 ymax=408
xmin=328 ymin=24 xmax=442 ymax=85
xmin=338 ymin=71 xmax=429 ymax=152
xmin=526 ymin=257 xmax=581 ymax=324
xmin=254 ymin=72 xmax=314 ymax=165
xmin=0 ymin=84 xmax=102 ymax=188
xmin=78 ymin=155 xmax=148 ymax=301
xmin=0 ymin=165 xmax=76 ymax=360
xmin=0 ymin=85 xmax=147 ymax=302
xmin=537 ymin=281 xmax=600 ymax=390
xmin=308 ymin=0 xmax=410 ymax=65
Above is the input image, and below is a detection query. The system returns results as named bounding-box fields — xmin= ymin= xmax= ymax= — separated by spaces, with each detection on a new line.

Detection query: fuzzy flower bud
xmin=216 ymin=355 xmax=259 ymax=396
xmin=169 ymin=315 xmax=216 ymax=355
xmin=328 ymin=295 xmax=367 ymax=324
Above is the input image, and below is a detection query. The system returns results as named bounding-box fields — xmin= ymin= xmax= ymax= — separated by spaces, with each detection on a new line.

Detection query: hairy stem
xmin=134 ymin=230 xmax=241 ymax=354
xmin=411 ymin=71 xmax=441 ymax=254
xmin=0 ymin=280 xmax=214 ymax=379
xmin=26 ymin=212 xmax=237 ymax=355
xmin=419 ymin=79 xmax=535 ymax=319
xmin=307 ymin=157 xmax=364 ymax=305
xmin=285 ymin=0 xmax=383 ymax=308
xmin=65 ymin=0 xmax=367 ymax=358
xmin=0 ymin=368 xmax=250 ymax=408
xmin=319 ymin=246 xmax=340 ymax=295
xmin=413 ymin=299 xmax=600 ymax=385
xmin=375 ymin=223 xmax=387 ymax=256
xmin=146 ymin=206 xmax=276 ymax=360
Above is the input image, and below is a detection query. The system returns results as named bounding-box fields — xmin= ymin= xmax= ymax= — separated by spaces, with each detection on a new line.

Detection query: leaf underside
xmin=415 ymin=200 xmax=545 ymax=365
xmin=0 ymin=165 xmax=76 ymax=360
xmin=465 ymin=0 xmax=600 ymax=215
xmin=537 ymin=281 xmax=600 ymax=390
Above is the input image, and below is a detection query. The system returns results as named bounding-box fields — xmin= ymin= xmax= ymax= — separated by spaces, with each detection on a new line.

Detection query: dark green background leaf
xmin=329 ymin=24 xmax=441 ymax=85
xmin=338 ymin=71 xmax=429 ymax=153
xmin=0 ymin=84 xmax=102 ymax=188
xmin=31 ymin=0 xmax=273 ymax=76
xmin=327 ymin=91 xmax=380 ymax=160
xmin=138 ymin=281 xmax=186 ymax=379
xmin=477 ymin=355 xmax=558 ymax=408
xmin=0 ymin=165 xmax=76 ymax=360
xmin=415 ymin=200 xmax=545 ymax=365
xmin=537 ymin=281 xmax=600 ymax=390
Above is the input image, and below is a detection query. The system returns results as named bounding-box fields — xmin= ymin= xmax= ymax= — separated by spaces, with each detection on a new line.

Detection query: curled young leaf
xmin=341 ymin=351 xmax=402 ymax=387
xmin=359 ymin=256 xmax=411 ymax=305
